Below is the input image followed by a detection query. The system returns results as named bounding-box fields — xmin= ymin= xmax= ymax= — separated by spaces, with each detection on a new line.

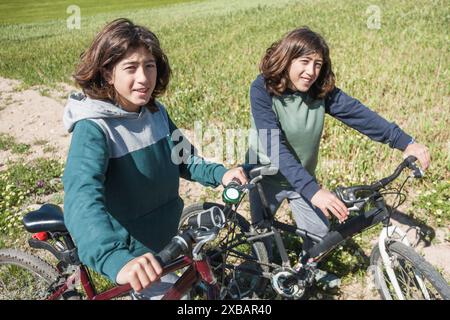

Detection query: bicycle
xmin=178 ymin=156 xmax=450 ymax=300
xmin=0 ymin=204 xmax=230 ymax=300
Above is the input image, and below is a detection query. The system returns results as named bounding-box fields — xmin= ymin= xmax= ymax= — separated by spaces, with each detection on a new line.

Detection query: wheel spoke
xmin=0 ymin=264 xmax=51 ymax=299
xmin=382 ymin=251 xmax=441 ymax=300
xmin=0 ymin=249 xmax=61 ymax=300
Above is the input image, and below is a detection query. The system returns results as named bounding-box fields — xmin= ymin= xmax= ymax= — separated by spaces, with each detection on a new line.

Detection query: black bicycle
xmin=179 ymin=156 xmax=450 ymax=300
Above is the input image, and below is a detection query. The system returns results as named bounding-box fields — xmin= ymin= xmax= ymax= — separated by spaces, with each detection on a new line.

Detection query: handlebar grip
xmin=404 ymin=155 xmax=418 ymax=164
xmin=224 ymin=180 xmax=241 ymax=190
xmin=155 ymin=232 xmax=192 ymax=267
xmin=225 ymin=179 xmax=242 ymax=191
xmin=404 ymin=155 xmax=424 ymax=178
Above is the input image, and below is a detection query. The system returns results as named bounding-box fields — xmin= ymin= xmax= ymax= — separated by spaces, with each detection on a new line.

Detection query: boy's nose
xmin=306 ymin=62 xmax=315 ymax=76
xmin=136 ymin=66 xmax=149 ymax=83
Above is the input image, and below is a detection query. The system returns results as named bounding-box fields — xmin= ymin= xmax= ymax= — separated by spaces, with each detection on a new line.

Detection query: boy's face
xmin=106 ymin=46 xmax=157 ymax=112
xmin=288 ymin=52 xmax=323 ymax=92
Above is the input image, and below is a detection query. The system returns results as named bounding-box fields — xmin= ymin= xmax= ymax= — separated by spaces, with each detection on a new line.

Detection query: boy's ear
xmin=102 ymin=68 xmax=114 ymax=85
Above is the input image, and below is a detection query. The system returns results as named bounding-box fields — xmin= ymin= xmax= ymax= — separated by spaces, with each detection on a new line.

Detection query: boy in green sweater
xmin=63 ymin=18 xmax=247 ymax=298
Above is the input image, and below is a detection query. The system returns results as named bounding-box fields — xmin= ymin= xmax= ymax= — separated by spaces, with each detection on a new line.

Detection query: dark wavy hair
xmin=73 ymin=18 xmax=171 ymax=110
xmin=260 ymin=27 xmax=335 ymax=99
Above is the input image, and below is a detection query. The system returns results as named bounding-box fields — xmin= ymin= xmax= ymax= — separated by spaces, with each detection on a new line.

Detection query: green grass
xmin=1 ymin=0 xmax=447 ymax=222
xmin=0 ymin=158 xmax=64 ymax=243
xmin=0 ymin=0 xmax=201 ymax=24
xmin=0 ymin=0 xmax=448 ymax=296
xmin=0 ymin=133 xmax=31 ymax=155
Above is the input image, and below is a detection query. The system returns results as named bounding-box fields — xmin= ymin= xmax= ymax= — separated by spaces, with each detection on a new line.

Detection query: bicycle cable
xmin=380 ymin=175 xmax=410 ymax=235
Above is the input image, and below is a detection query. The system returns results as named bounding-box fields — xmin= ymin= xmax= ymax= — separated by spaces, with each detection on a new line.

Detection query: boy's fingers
xmin=320 ymin=207 xmax=330 ymax=218
xmin=135 ymin=267 xmax=151 ymax=290
xmin=129 ymin=273 xmax=142 ymax=292
xmin=145 ymin=253 xmax=163 ymax=276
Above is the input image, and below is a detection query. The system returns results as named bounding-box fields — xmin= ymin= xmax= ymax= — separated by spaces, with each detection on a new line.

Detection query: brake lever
xmin=335 ymin=186 xmax=377 ymax=215
xmin=334 ymin=186 xmax=357 ymax=206
xmin=347 ymin=201 xmax=365 ymax=212
xmin=404 ymin=156 xmax=424 ymax=178
xmin=191 ymin=228 xmax=220 ymax=260
xmin=409 ymin=162 xmax=424 ymax=178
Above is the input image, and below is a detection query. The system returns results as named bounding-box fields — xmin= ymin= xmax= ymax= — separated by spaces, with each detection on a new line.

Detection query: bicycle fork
xmin=378 ymin=225 xmax=431 ymax=300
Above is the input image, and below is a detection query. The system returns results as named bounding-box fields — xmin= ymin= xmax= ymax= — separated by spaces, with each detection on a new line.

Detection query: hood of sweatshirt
xmin=63 ymin=92 xmax=145 ymax=132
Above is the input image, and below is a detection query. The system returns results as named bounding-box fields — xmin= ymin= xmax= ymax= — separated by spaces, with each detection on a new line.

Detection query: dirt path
xmin=0 ymin=77 xmax=72 ymax=163
xmin=0 ymin=76 xmax=448 ymax=299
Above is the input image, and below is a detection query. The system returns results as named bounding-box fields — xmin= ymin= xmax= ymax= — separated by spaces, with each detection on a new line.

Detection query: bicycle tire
xmin=370 ymin=241 xmax=450 ymax=300
xmin=179 ymin=202 xmax=269 ymax=299
xmin=0 ymin=249 xmax=60 ymax=300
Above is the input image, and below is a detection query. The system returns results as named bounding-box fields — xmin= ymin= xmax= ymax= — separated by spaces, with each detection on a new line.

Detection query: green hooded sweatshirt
xmin=62 ymin=93 xmax=227 ymax=282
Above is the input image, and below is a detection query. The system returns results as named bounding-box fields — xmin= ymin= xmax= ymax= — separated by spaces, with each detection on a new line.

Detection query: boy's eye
xmin=146 ymin=63 xmax=156 ymax=68
xmin=125 ymin=66 xmax=136 ymax=70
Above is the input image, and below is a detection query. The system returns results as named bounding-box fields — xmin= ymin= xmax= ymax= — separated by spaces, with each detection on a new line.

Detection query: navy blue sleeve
xmin=250 ymin=75 xmax=321 ymax=201
xmin=325 ymin=88 xmax=413 ymax=150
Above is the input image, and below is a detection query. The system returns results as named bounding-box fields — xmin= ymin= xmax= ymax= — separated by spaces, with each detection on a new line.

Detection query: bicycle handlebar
xmin=155 ymin=230 xmax=193 ymax=267
xmin=223 ymin=157 xmax=423 ymax=210
xmin=369 ymin=155 xmax=423 ymax=190
xmin=334 ymin=156 xmax=423 ymax=208
xmin=155 ymin=206 xmax=226 ymax=267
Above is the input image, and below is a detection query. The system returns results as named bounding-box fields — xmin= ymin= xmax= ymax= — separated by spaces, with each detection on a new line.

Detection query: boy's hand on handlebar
xmin=311 ymin=189 xmax=349 ymax=222
xmin=116 ymin=253 xmax=163 ymax=293
xmin=403 ymin=142 xmax=430 ymax=170
xmin=222 ymin=167 xmax=248 ymax=186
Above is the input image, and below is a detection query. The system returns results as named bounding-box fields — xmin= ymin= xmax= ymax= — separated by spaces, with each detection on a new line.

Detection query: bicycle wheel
xmin=370 ymin=241 xmax=450 ymax=300
xmin=179 ymin=202 xmax=269 ymax=299
xmin=0 ymin=249 xmax=60 ymax=300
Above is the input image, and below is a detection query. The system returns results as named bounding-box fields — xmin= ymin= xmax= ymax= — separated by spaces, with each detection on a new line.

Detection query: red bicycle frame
xmin=47 ymin=255 xmax=220 ymax=300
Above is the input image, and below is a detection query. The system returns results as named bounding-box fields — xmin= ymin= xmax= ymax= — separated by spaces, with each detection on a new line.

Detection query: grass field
xmin=0 ymin=0 xmax=201 ymax=24
xmin=0 ymin=0 xmax=449 ymax=296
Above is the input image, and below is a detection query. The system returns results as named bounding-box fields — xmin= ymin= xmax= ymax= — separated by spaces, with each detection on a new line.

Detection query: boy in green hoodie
xmin=63 ymin=18 xmax=247 ymax=298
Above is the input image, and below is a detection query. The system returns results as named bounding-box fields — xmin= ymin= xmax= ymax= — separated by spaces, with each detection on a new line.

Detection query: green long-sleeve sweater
xmin=62 ymin=93 xmax=227 ymax=282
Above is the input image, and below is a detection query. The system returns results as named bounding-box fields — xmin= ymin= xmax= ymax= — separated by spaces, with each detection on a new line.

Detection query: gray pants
xmin=249 ymin=180 xmax=329 ymax=252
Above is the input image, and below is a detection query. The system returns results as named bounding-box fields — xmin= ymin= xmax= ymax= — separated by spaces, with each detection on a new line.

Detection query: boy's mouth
xmin=133 ymin=88 xmax=149 ymax=93
xmin=300 ymin=77 xmax=312 ymax=83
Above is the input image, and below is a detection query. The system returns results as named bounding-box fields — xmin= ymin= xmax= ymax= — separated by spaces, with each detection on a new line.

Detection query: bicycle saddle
xmin=249 ymin=164 xmax=279 ymax=179
xmin=22 ymin=203 xmax=67 ymax=233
